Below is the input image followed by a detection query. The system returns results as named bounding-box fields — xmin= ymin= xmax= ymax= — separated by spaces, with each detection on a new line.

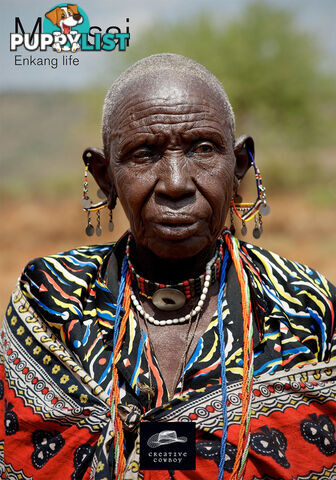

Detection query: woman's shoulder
xmin=238 ymin=239 xmax=336 ymax=343
xmin=239 ymin=240 xmax=335 ymax=295
xmin=17 ymin=243 xmax=115 ymax=321
xmin=21 ymin=243 xmax=115 ymax=285
xmin=237 ymin=239 xmax=336 ymax=362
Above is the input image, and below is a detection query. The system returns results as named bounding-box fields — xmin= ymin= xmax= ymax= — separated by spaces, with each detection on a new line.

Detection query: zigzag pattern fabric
xmin=0 ymin=235 xmax=335 ymax=479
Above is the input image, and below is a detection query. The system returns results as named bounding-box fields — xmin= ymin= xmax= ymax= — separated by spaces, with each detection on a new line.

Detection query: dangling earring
xmin=231 ymin=149 xmax=270 ymax=239
xmin=81 ymin=154 xmax=109 ymax=237
xmin=86 ymin=211 xmax=94 ymax=237
xmin=96 ymin=209 xmax=102 ymax=236
xmin=82 ymin=164 xmax=92 ymax=209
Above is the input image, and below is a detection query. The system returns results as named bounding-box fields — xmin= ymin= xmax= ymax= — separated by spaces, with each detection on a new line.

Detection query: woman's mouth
xmin=151 ymin=220 xmax=201 ymax=240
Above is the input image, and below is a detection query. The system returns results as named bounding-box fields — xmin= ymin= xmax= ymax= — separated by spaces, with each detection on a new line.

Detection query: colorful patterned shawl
xmin=1 ymin=236 xmax=335 ymax=479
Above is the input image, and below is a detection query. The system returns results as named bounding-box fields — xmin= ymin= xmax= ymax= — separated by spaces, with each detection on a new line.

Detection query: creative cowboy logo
xmin=140 ymin=422 xmax=196 ymax=470
xmin=147 ymin=430 xmax=188 ymax=448
xmin=10 ymin=4 xmax=130 ymax=53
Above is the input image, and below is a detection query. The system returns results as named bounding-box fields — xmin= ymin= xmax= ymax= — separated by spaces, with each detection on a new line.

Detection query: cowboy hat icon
xmin=147 ymin=430 xmax=188 ymax=448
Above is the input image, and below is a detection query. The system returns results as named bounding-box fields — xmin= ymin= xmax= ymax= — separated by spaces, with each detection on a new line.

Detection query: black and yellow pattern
xmin=0 ymin=233 xmax=335 ymax=479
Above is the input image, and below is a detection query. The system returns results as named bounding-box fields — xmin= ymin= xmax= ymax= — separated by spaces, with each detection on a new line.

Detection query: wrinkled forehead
xmin=106 ymin=71 xmax=234 ymax=147
xmin=115 ymin=71 xmax=229 ymax=120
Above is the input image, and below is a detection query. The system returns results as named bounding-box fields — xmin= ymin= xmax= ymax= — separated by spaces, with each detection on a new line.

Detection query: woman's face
xmin=108 ymin=73 xmax=236 ymax=260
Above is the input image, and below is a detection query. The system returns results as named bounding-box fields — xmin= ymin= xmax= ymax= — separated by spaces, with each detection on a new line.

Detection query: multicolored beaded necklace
xmin=110 ymin=231 xmax=254 ymax=480
xmin=126 ymin=234 xmax=224 ymax=301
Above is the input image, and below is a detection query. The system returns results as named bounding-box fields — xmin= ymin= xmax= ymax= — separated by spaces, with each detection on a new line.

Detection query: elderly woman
xmin=1 ymin=54 xmax=335 ymax=480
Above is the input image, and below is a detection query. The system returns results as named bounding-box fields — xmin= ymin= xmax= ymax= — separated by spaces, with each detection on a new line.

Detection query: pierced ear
xmin=82 ymin=147 xmax=117 ymax=209
xmin=234 ymin=135 xmax=255 ymax=181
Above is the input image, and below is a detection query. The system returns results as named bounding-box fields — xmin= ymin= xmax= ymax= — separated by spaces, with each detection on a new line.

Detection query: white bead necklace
xmin=130 ymin=255 xmax=216 ymax=326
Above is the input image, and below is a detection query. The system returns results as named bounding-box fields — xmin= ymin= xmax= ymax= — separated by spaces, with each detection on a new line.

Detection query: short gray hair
xmin=102 ymin=53 xmax=235 ymax=157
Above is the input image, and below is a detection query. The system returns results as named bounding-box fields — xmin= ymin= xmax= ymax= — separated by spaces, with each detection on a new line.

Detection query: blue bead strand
xmin=217 ymin=247 xmax=230 ymax=480
xmin=113 ymin=256 xmax=128 ymax=351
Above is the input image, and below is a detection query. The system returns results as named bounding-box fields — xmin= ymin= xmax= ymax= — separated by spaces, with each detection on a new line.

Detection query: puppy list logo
xmin=43 ymin=4 xmax=88 ymax=52
xmin=10 ymin=3 xmax=130 ymax=54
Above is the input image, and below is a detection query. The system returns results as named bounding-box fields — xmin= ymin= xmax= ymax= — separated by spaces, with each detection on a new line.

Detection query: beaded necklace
xmin=130 ymin=246 xmax=220 ymax=326
xmin=110 ymin=231 xmax=254 ymax=480
xmin=126 ymin=234 xmax=224 ymax=301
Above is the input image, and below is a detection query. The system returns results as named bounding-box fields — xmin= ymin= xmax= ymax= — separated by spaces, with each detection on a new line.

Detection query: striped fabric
xmin=0 ymin=234 xmax=335 ymax=479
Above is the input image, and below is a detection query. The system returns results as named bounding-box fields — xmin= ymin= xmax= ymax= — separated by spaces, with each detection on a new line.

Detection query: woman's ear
xmin=234 ymin=135 xmax=255 ymax=181
xmin=82 ymin=147 xmax=117 ymax=209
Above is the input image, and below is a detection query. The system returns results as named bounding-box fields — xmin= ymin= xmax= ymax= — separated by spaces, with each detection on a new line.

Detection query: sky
xmin=1 ymin=0 xmax=335 ymax=91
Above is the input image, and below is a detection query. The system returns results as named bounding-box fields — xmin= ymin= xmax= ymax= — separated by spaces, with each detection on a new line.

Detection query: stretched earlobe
xmin=230 ymin=135 xmax=270 ymax=239
xmin=82 ymin=147 xmax=117 ymax=209
xmin=234 ymin=135 xmax=255 ymax=181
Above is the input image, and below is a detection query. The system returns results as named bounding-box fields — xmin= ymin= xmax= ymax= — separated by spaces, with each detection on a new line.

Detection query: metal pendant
xmin=241 ymin=222 xmax=247 ymax=236
xmin=85 ymin=224 xmax=94 ymax=236
xmin=108 ymin=219 xmax=114 ymax=232
xmin=81 ymin=197 xmax=92 ymax=209
xmin=97 ymin=189 xmax=107 ymax=200
xmin=259 ymin=203 xmax=271 ymax=216
xmin=152 ymin=288 xmax=186 ymax=311
xmin=253 ymin=227 xmax=261 ymax=239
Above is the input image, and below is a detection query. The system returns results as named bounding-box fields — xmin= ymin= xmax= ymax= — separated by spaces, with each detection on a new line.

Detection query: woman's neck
xmin=132 ymin=241 xmax=218 ymax=284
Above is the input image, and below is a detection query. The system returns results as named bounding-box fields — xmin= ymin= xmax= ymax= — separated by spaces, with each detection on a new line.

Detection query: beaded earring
xmin=81 ymin=152 xmax=114 ymax=236
xmin=230 ymin=149 xmax=270 ymax=239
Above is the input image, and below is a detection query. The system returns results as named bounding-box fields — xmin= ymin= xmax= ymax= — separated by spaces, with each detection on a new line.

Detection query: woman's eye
xmin=192 ymin=143 xmax=215 ymax=154
xmin=132 ymin=149 xmax=153 ymax=161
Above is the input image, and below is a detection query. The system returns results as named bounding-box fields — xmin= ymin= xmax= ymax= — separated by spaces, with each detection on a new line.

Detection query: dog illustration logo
xmin=11 ymin=7 xmax=129 ymax=54
xmin=147 ymin=430 xmax=187 ymax=449
xmin=44 ymin=3 xmax=89 ymax=52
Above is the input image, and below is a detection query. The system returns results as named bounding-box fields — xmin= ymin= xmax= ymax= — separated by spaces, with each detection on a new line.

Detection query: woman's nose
xmin=155 ymin=154 xmax=196 ymax=201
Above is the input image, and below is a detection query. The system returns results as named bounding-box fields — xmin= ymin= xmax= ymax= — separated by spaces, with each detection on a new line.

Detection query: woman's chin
xmin=145 ymin=233 xmax=212 ymax=261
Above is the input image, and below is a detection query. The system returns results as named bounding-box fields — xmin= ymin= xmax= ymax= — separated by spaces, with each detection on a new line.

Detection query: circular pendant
xmin=152 ymin=288 xmax=186 ymax=311
xmin=85 ymin=224 xmax=94 ymax=236
xmin=97 ymin=189 xmax=107 ymax=200
xmin=108 ymin=220 xmax=114 ymax=232
xmin=241 ymin=224 xmax=247 ymax=236
xmin=81 ymin=197 xmax=92 ymax=209
xmin=253 ymin=227 xmax=261 ymax=239
xmin=259 ymin=204 xmax=270 ymax=216
xmin=96 ymin=225 xmax=102 ymax=237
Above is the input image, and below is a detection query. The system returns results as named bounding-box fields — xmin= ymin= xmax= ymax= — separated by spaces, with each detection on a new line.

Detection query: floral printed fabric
xmin=0 ymin=235 xmax=335 ymax=479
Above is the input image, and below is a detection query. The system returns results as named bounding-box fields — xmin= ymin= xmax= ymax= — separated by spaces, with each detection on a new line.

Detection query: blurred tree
xmin=122 ymin=1 xmax=336 ymax=149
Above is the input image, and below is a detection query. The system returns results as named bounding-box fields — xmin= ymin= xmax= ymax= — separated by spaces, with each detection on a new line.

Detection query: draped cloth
xmin=1 ymin=236 xmax=335 ymax=479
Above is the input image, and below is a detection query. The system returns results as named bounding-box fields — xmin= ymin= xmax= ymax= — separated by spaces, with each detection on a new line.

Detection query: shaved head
xmin=101 ymin=53 xmax=235 ymax=159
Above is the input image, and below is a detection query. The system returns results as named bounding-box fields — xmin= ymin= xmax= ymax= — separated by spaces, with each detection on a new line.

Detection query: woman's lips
xmin=151 ymin=219 xmax=201 ymax=240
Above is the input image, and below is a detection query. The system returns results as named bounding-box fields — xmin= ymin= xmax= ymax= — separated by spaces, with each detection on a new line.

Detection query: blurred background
xmin=1 ymin=0 xmax=336 ymax=314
